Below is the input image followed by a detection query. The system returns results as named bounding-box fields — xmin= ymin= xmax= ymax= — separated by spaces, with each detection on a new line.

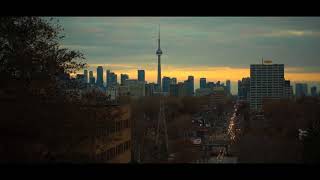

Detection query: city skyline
xmin=57 ymin=17 xmax=320 ymax=93
xmin=2 ymin=17 xmax=320 ymax=164
xmin=79 ymin=65 xmax=319 ymax=95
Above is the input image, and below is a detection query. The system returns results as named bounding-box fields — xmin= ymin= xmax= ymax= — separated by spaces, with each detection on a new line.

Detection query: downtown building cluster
xmin=76 ymin=65 xmax=234 ymax=99
xmin=76 ymin=68 xmax=197 ymax=98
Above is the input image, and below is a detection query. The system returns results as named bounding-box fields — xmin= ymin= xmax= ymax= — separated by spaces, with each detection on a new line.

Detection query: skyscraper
xmin=121 ymin=74 xmax=129 ymax=85
xmin=84 ymin=70 xmax=88 ymax=83
xmin=162 ymin=76 xmax=171 ymax=93
xmin=284 ymin=80 xmax=293 ymax=98
xmin=207 ymin=82 xmax=215 ymax=89
xmin=106 ymin=70 xmax=110 ymax=87
xmin=169 ymin=84 xmax=178 ymax=96
xmin=200 ymin=78 xmax=207 ymax=89
xmin=138 ymin=70 xmax=145 ymax=82
xmin=145 ymin=83 xmax=156 ymax=96
xmin=183 ymin=76 xmax=194 ymax=96
xmin=249 ymin=63 xmax=285 ymax=111
xmin=124 ymin=79 xmax=145 ymax=97
xmin=106 ymin=70 xmax=117 ymax=87
xmin=295 ymin=83 xmax=308 ymax=97
xmin=171 ymin=78 xmax=177 ymax=85
xmin=89 ymin=71 xmax=95 ymax=84
xmin=96 ymin=66 xmax=104 ymax=87
xmin=311 ymin=86 xmax=317 ymax=97
xmin=110 ymin=72 xmax=117 ymax=87
xmin=226 ymin=80 xmax=231 ymax=95
xmin=156 ymin=25 xmax=163 ymax=91
xmin=188 ymin=76 xmax=194 ymax=96
xmin=177 ymin=82 xmax=187 ymax=97
xmin=238 ymin=77 xmax=250 ymax=101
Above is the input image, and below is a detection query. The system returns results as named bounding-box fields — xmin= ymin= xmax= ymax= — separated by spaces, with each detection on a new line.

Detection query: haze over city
xmin=59 ymin=17 xmax=320 ymax=94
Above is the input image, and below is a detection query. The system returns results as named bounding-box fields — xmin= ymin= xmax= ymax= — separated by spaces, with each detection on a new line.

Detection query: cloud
xmin=58 ymin=17 xmax=320 ymax=74
xmin=285 ymin=66 xmax=320 ymax=73
xmin=244 ymin=29 xmax=320 ymax=38
xmin=60 ymin=44 xmax=101 ymax=50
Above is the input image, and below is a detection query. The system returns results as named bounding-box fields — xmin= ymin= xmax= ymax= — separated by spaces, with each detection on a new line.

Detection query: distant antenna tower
xmin=155 ymin=97 xmax=169 ymax=160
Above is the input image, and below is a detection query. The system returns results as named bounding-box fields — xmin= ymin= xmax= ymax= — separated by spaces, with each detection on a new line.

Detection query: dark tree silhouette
xmin=0 ymin=17 xmax=89 ymax=162
xmin=0 ymin=17 xmax=86 ymax=90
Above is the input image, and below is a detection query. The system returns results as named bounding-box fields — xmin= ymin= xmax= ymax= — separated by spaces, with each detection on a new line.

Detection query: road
xmin=190 ymin=100 xmax=242 ymax=163
xmin=215 ymin=101 xmax=240 ymax=163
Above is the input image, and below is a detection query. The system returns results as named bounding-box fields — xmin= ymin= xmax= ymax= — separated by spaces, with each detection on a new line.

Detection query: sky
xmin=57 ymin=17 xmax=320 ymax=94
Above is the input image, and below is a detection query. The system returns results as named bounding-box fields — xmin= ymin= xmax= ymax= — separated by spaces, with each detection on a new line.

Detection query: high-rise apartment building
xmin=249 ymin=63 xmax=285 ymax=111
xmin=284 ymin=80 xmax=293 ymax=98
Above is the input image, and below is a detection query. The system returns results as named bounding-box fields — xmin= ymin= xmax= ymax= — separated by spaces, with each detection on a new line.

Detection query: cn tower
xmin=156 ymin=25 xmax=163 ymax=91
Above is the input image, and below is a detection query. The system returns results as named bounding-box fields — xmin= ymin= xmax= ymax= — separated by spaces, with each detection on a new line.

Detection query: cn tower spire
xmin=158 ymin=25 xmax=160 ymax=49
xmin=156 ymin=25 xmax=163 ymax=91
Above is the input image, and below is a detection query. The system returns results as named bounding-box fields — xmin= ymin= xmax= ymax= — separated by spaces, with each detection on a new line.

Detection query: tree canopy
xmin=0 ymin=17 xmax=86 ymax=88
